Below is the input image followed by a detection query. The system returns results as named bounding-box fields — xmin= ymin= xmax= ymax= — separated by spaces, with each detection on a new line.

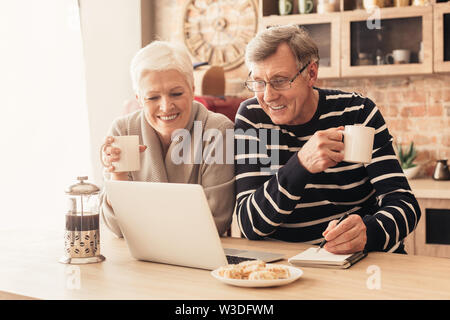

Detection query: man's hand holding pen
xmin=322 ymin=214 xmax=367 ymax=254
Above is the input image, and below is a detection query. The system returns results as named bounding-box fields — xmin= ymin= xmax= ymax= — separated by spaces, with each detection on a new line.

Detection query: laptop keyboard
xmin=226 ymin=255 xmax=256 ymax=265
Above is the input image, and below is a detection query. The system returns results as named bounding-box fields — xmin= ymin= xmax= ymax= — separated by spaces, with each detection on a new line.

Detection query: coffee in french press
xmin=59 ymin=176 xmax=105 ymax=264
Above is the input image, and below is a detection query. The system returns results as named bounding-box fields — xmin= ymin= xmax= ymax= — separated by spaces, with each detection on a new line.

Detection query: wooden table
xmin=1 ymin=226 xmax=450 ymax=300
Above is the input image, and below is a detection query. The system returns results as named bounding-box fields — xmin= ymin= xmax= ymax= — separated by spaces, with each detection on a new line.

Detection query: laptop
xmin=104 ymin=180 xmax=284 ymax=270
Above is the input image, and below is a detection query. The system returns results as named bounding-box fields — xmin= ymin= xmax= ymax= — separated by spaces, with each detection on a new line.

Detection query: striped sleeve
xmin=358 ymin=100 xmax=421 ymax=252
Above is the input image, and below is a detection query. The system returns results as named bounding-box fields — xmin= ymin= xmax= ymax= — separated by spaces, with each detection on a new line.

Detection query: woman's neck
xmin=157 ymin=133 xmax=171 ymax=157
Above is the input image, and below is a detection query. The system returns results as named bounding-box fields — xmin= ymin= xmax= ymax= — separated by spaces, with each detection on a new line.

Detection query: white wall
xmin=80 ymin=0 xmax=142 ymax=185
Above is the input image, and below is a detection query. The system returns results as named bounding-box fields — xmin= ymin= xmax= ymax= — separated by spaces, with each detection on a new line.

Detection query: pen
xmin=316 ymin=212 xmax=350 ymax=252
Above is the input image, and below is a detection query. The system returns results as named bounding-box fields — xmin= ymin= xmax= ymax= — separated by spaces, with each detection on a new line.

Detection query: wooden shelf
xmin=261 ymin=11 xmax=340 ymax=25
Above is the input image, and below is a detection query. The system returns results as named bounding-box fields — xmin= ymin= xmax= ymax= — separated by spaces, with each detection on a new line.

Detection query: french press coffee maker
xmin=59 ymin=176 xmax=106 ymax=264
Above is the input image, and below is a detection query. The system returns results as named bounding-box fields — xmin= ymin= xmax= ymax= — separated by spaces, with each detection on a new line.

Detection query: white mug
xmin=298 ymin=0 xmax=313 ymax=14
xmin=386 ymin=49 xmax=411 ymax=64
xmin=342 ymin=125 xmax=375 ymax=164
xmin=278 ymin=0 xmax=293 ymax=15
xmin=101 ymin=135 xmax=140 ymax=172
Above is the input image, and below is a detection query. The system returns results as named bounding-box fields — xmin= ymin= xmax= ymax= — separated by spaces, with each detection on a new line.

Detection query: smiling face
xmin=137 ymin=69 xmax=194 ymax=145
xmin=250 ymin=42 xmax=318 ymax=126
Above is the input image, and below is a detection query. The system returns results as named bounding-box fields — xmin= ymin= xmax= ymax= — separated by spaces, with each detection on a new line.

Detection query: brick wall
xmin=153 ymin=0 xmax=450 ymax=178
xmin=318 ymin=75 xmax=450 ymax=177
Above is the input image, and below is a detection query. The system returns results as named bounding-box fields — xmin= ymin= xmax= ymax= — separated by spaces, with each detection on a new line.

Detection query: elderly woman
xmin=99 ymin=41 xmax=235 ymax=237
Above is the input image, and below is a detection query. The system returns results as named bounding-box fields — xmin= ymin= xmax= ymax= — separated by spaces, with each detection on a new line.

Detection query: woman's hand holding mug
xmin=100 ymin=136 xmax=147 ymax=181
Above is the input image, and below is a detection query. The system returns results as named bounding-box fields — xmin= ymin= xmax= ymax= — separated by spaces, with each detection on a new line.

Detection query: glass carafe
xmin=59 ymin=176 xmax=106 ymax=264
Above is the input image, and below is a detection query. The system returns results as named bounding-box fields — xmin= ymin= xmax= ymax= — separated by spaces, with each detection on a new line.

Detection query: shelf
xmin=260 ymin=0 xmax=346 ymax=16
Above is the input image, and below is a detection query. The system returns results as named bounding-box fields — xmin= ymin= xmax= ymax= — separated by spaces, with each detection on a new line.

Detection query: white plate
xmin=211 ymin=264 xmax=303 ymax=288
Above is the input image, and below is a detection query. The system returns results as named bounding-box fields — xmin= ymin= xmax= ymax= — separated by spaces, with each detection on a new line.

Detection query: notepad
xmin=288 ymin=247 xmax=367 ymax=269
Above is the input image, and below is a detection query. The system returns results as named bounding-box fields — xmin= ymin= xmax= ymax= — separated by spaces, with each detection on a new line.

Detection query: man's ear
xmin=308 ymin=62 xmax=318 ymax=87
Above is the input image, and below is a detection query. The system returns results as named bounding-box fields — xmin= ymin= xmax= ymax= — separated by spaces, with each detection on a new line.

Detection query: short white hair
xmin=130 ymin=40 xmax=194 ymax=93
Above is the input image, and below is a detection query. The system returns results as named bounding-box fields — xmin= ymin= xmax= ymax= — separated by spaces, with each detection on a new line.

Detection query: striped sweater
xmin=234 ymin=88 xmax=421 ymax=253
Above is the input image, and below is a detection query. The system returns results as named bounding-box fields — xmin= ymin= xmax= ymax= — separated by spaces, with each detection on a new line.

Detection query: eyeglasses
xmin=244 ymin=61 xmax=311 ymax=92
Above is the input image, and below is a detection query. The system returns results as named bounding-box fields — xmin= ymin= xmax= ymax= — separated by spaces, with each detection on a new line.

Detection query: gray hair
xmin=130 ymin=40 xmax=194 ymax=93
xmin=245 ymin=24 xmax=319 ymax=71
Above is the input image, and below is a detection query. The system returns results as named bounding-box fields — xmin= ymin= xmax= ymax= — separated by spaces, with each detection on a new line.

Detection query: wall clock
xmin=182 ymin=0 xmax=258 ymax=71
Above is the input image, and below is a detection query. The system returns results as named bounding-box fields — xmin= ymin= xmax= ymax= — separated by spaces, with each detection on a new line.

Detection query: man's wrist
xmin=296 ymin=151 xmax=310 ymax=173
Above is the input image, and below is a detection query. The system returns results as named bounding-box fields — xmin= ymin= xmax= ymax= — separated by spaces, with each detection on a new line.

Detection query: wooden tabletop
xmin=1 ymin=226 xmax=450 ymax=300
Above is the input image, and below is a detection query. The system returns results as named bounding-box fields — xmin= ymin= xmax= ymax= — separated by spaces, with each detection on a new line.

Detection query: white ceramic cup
xmin=298 ymin=0 xmax=313 ymax=14
xmin=101 ymin=135 xmax=140 ymax=172
xmin=342 ymin=125 xmax=375 ymax=164
xmin=278 ymin=0 xmax=293 ymax=15
xmin=386 ymin=49 xmax=411 ymax=64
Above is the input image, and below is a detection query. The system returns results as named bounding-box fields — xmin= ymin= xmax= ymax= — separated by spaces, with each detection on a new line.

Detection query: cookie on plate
xmin=248 ymin=270 xmax=278 ymax=280
xmin=265 ymin=265 xmax=290 ymax=279
xmin=217 ymin=266 xmax=243 ymax=279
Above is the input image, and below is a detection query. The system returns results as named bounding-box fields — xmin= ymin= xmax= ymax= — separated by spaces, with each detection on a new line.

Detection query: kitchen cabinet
xmin=404 ymin=179 xmax=450 ymax=258
xmin=434 ymin=2 xmax=450 ymax=72
xmin=341 ymin=6 xmax=433 ymax=77
xmin=258 ymin=0 xmax=441 ymax=78
xmin=259 ymin=1 xmax=340 ymax=79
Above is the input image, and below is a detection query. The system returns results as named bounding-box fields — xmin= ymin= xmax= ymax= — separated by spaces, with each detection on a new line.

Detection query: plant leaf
xmin=398 ymin=144 xmax=404 ymax=163
xmin=406 ymin=142 xmax=412 ymax=159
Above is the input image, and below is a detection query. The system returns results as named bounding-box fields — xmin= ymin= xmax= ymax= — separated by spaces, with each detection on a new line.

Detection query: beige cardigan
xmin=99 ymin=101 xmax=235 ymax=237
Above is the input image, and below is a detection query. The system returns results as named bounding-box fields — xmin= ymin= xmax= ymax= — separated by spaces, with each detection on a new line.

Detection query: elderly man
xmin=234 ymin=24 xmax=420 ymax=254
